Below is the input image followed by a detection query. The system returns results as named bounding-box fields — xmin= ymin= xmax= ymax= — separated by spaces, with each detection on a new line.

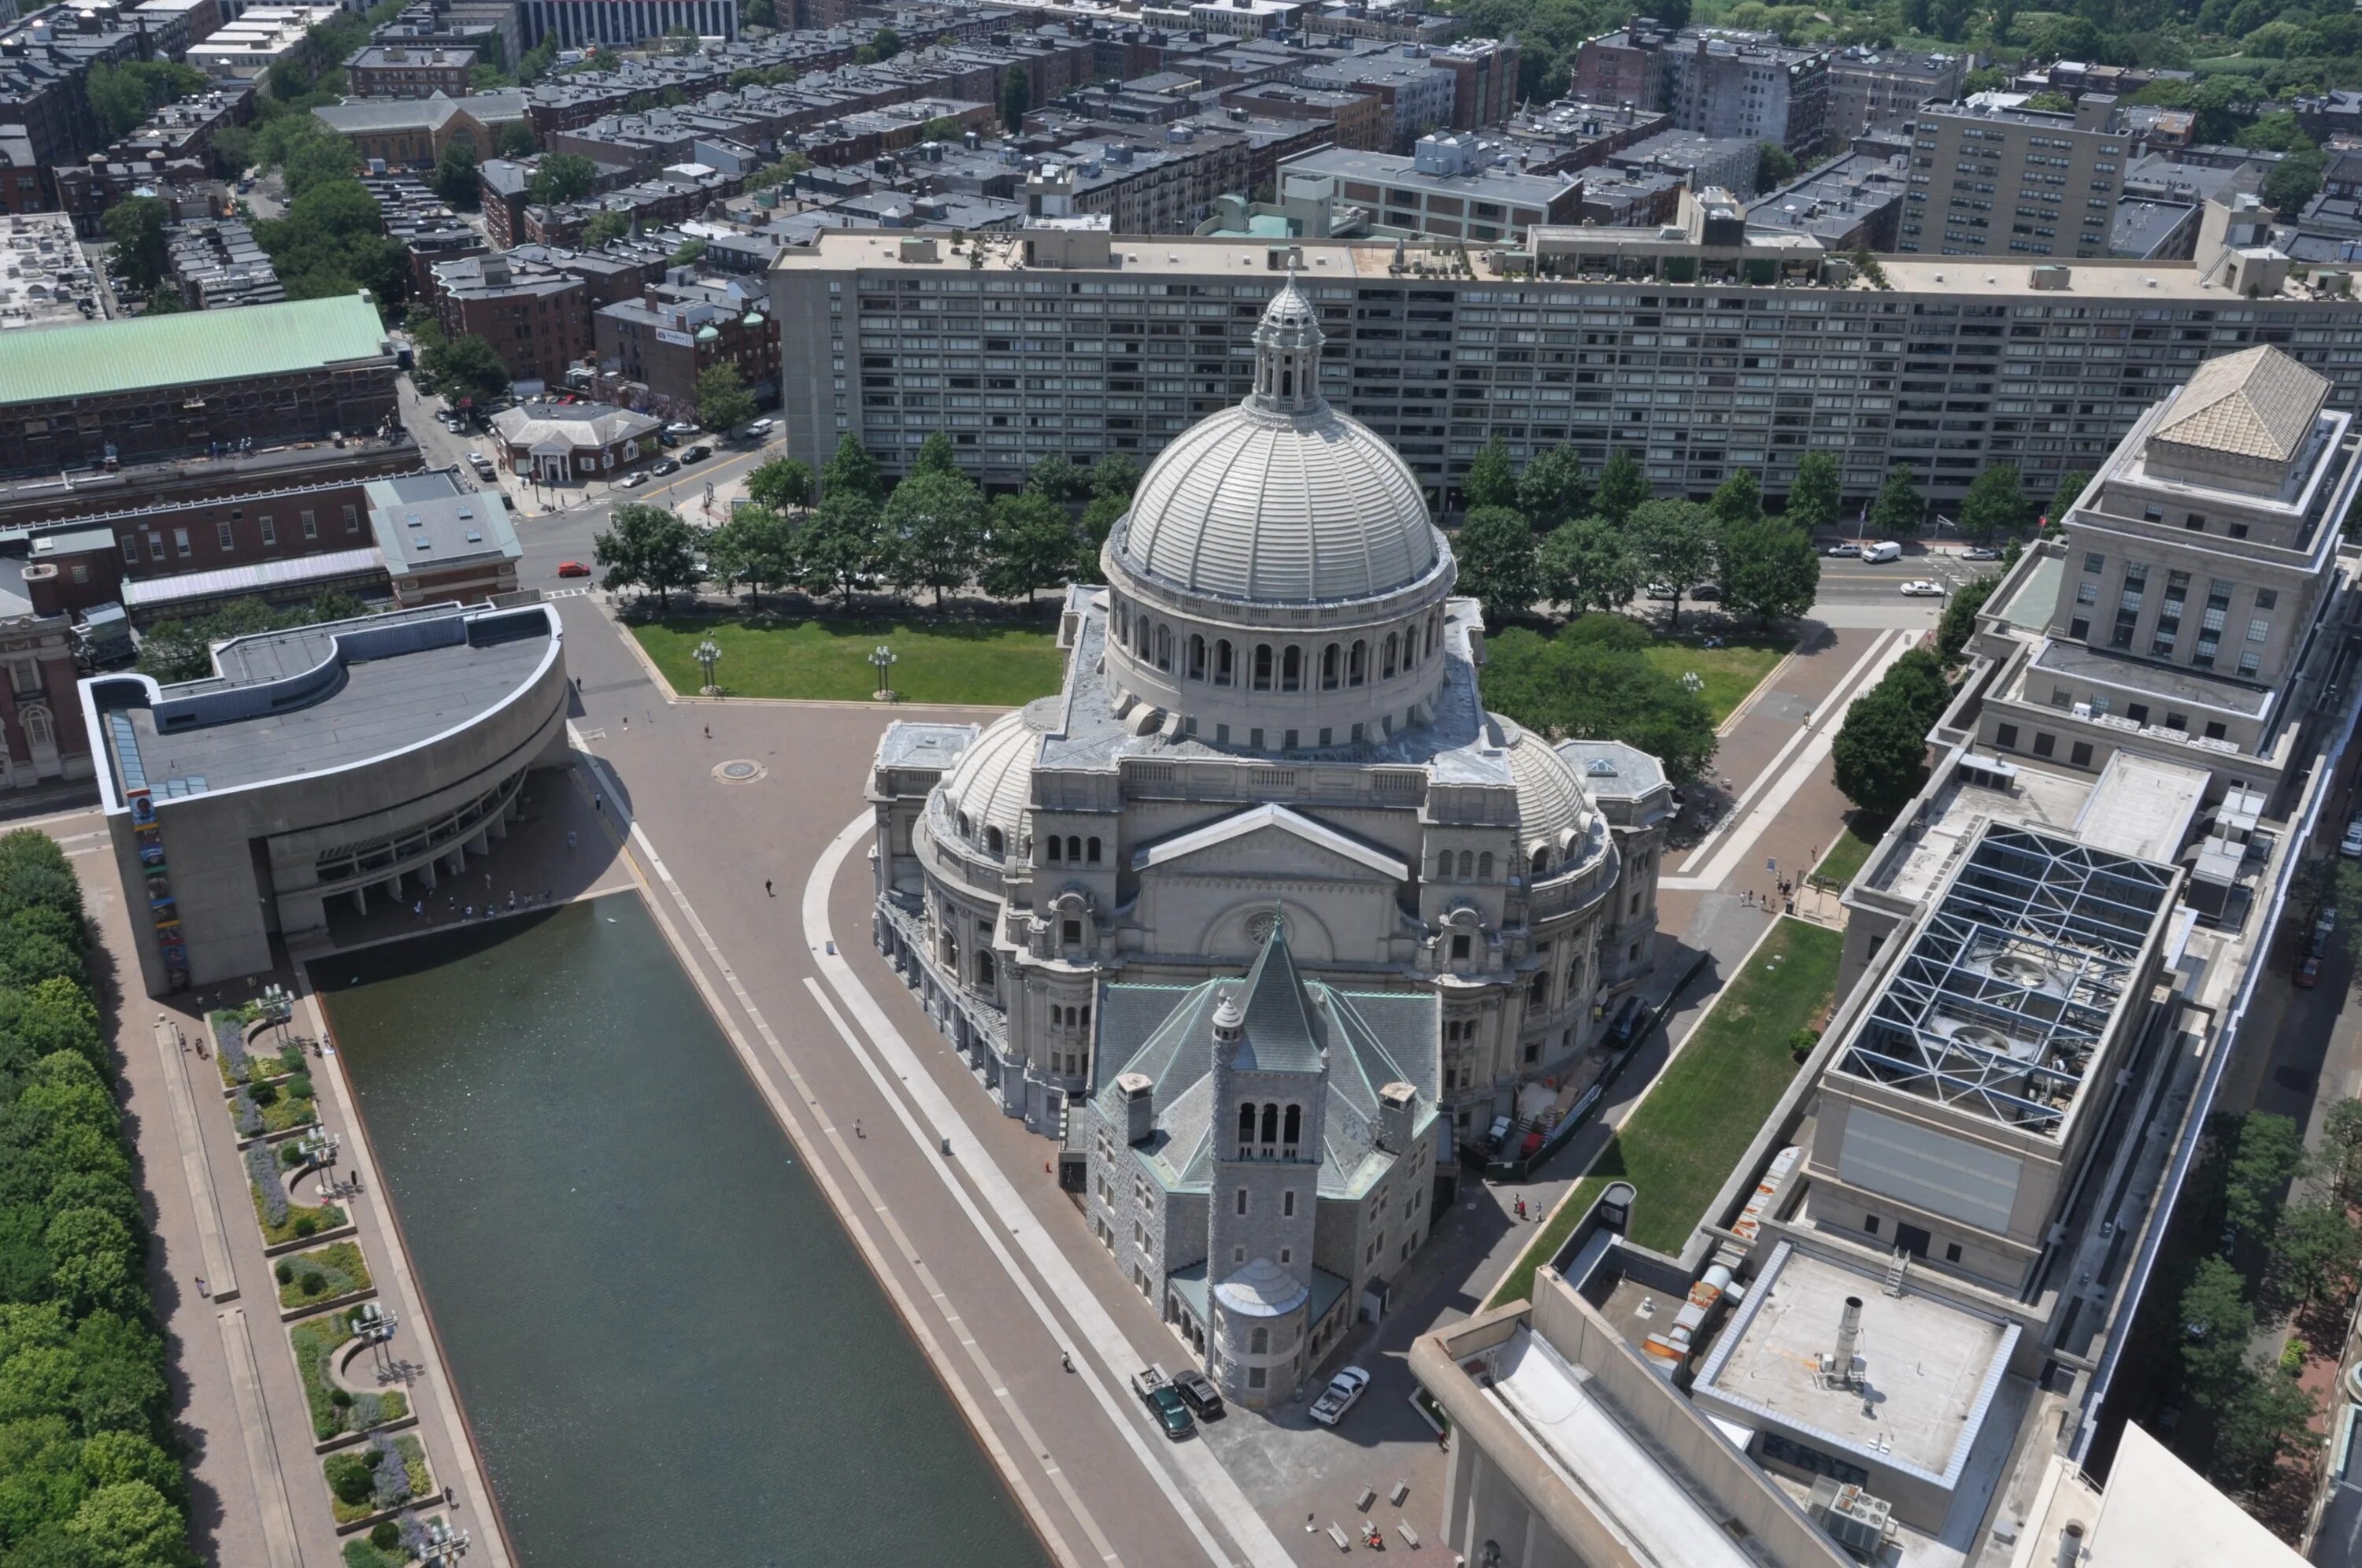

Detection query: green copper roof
xmin=0 ymin=295 xmax=391 ymax=408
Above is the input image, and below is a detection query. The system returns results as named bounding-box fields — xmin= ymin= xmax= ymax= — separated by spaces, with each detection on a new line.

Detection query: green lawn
xmin=1487 ymin=919 xmax=1844 ymax=1308
xmin=631 ymin=616 xmax=1064 ymax=705
xmin=1638 ymin=636 xmax=1793 ymax=727
xmin=1813 ymin=814 xmax=1890 ymax=891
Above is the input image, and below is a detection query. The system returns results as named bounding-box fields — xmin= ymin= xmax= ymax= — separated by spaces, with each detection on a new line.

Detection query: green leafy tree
xmin=981 ymin=491 xmax=1081 ymax=604
xmin=1451 ymin=506 xmax=1540 ymax=621
xmin=1785 ymin=449 xmax=1842 ymax=534
xmin=1630 ymin=498 xmax=1716 ymax=630
xmin=883 ymin=470 xmax=985 ymax=605
xmin=823 ymin=435 xmax=883 ymax=502
xmin=999 ymin=68 xmax=1031 ymax=130
xmin=1090 ymin=451 xmax=1142 ymax=502
xmin=1716 ymin=518 xmax=1819 ymax=627
xmin=746 ymin=457 xmax=814 ymax=511
xmin=2268 ymin=1198 xmax=2362 ymax=1313
xmin=796 ymin=491 xmax=887 ymax=607
xmin=2265 ymin=149 xmax=2327 ymax=220
xmin=694 ymin=363 xmax=758 ymax=434
xmin=102 ymin=200 xmax=169 ymax=294
xmin=913 ymin=431 xmax=961 ymax=476
xmin=668 ymin=235 xmax=707 ymax=267
xmin=2177 ymin=1255 xmax=2256 ymax=1407
xmin=1706 ymin=470 xmax=1761 ymax=531
xmin=279 ymin=125 xmax=360 ymax=201
xmin=525 ymin=152 xmax=598 ymax=205
xmin=2320 ymin=1098 xmax=2362 ymax=1209
xmin=65 ymin=1481 xmax=194 ymax=1568
xmin=2223 ymin=1112 xmax=2308 ymax=1241
xmin=1480 ymin=620 xmax=1718 ymax=780
xmin=1592 ymin=451 xmax=1650 ymax=526
xmin=593 ymin=502 xmax=698 ymax=608
xmin=1025 ymin=454 xmax=1092 ymax=505
xmin=1935 ymin=574 xmax=1998 ymax=662
xmin=2046 ymin=469 xmax=2092 ymax=528
xmin=1537 ymin=516 xmax=1639 ymax=614
xmin=87 ymin=61 xmax=208 ymax=142
xmin=142 ymin=286 xmax=187 ymax=316
xmin=1516 ymin=446 xmax=1590 ymax=531
xmin=1757 ymin=141 xmax=1797 ymax=188
xmin=1463 ymin=438 xmax=1519 ymax=512
xmin=1868 ymin=464 xmax=1923 ymax=538
xmin=705 ymin=505 xmax=796 ymax=607
xmin=498 ymin=120 xmax=539 ymax=157
xmin=1958 ymin=463 xmax=2028 ymax=542
xmin=1077 ymin=495 xmax=1124 ymax=581
xmin=419 ymin=334 xmax=509 ymax=409
xmin=1832 ymin=684 xmax=1933 ymax=819
xmin=579 ymin=209 xmax=630 ymax=246
xmin=431 ymin=139 xmax=479 ymax=210
xmin=2212 ymin=1361 xmax=2319 ymax=1498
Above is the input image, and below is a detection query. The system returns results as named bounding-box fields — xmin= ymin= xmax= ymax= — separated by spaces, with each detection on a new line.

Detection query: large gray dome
xmin=1113 ymin=280 xmax=1440 ymax=605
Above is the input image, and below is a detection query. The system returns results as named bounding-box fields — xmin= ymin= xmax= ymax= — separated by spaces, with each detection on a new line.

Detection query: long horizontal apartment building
xmin=769 ymin=213 xmax=2362 ymax=511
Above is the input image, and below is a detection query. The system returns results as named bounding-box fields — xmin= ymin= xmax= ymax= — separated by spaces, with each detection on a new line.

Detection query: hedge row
xmin=0 ymin=830 xmax=198 ymax=1568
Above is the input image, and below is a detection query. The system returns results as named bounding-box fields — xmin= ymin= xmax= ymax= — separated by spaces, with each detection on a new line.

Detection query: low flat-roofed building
xmin=364 ymin=470 xmax=521 ymax=605
xmin=1745 ymin=150 xmax=1908 ymax=250
xmin=0 ymin=210 xmax=102 ymax=328
xmin=346 ymin=43 xmax=478 ymax=100
xmin=1689 ymin=1240 xmax=2024 ymax=1533
xmin=82 ymin=599 xmax=570 ymax=995
xmin=1279 ymin=134 xmax=1580 ymax=242
xmin=188 ymin=5 xmax=347 ymax=78
xmin=487 ymin=398 xmax=660 ymax=484
xmin=2109 ymin=195 xmax=2199 ymax=260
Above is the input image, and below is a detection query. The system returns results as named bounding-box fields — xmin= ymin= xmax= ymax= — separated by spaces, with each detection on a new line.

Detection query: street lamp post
xmin=694 ymin=638 xmax=722 ymax=697
xmin=870 ymin=644 xmax=898 ymax=702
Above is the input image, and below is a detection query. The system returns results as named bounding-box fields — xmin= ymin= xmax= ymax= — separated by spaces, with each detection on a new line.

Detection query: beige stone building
xmin=1897 ymin=96 xmax=2129 ymax=257
xmin=867 ymin=281 xmax=1670 ymax=1152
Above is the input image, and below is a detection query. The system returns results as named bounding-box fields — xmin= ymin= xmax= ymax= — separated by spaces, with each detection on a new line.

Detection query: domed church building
xmin=867 ymin=277 xmax=1672 ymax=1191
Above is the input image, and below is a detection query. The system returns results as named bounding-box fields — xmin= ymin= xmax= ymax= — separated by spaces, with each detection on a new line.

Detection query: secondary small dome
xmin=1113 ymin=280 xmax=1440 ymax=605
xmin=941 ymin=704 xmax=1046 ymax=849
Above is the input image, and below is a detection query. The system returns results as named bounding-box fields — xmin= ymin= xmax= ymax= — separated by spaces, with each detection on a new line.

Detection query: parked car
xmin=681 ymin=444 xmax=711 ymax=463
xmin=1606 ymin=994 xmax=1649 ymax=1049
xmin=2341 ymin=814 xmax=2362 ymax=859
xmin=1643 ymin=581 xmax=1677 ymax=600
xmin=1309 ymin=1366 xmax=1371 ymax=1427
xmin=1130 ymin=1366 xmax=1195 ymax=1440
xmin=1172 ymin=1369 xmax=1224 ymax=1418
xmin=1688 ymin=582 xmax=1720 ymax=601
xmin=1823 ymin=542 xmax=1859 ymax=558
xmin=1485 ymin=1113 xmax=1512 ymax=1152
xmin=616 ymin=472 xmax=650 ymax=489
xmin=740 ymin=417 xmax=776 ymax=440
xmin=2298 ymin=952 xmax=2323 ymax=989
xmin=1860 ymin=540 xmax=1903 ymax=563
xmin=664 ymin=420 xmax=700 ymax=438
xmin=651 ymin=457 xmax=680 ymax=476
xmin=1899 ymin=579 xmax=1945 ymax=597
xmin=1962 ymin=545 xmax=2003 ymax=560
xmin=556 ymin=561 xmax=591 ymax=578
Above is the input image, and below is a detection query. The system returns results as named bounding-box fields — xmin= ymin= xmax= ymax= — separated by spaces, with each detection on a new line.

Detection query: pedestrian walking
xmin=413 ymin=900 xmax=424 ymax=919
xmin=855 ymin=1119 xmax=864 ymax=1138
xmin=594 ymin=792 xmax=603 ymax=813
xmin=704 ymin=724 xmax=712 ymax=738
xmin=765 ymin=879 xmax=774 ymax=897
xmin=566 ymin=831 xmax=577 ymax=851
xmin=195 ymin=1277 xmax=209 ymax=1299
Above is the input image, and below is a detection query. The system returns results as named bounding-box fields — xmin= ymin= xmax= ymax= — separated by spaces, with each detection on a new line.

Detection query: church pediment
xmin=1131 ymin=803 xmax=1409 ymax=882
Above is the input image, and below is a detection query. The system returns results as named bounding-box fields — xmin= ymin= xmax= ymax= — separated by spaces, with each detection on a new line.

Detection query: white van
xmin=1860 ymin=540 xmax=1902 ymax=563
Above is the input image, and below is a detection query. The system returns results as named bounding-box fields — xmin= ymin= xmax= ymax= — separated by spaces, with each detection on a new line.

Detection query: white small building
xmin=488 ymin=401 xmax=661 ymax=486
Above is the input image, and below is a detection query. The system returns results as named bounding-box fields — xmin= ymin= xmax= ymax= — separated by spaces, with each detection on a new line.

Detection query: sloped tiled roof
xmin=2151 ymin=345 xmax=2330 ymax=462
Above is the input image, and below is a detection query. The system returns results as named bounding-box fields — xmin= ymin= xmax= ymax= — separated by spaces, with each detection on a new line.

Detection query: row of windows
xmin=124 ymin=507 xmax=354 ymax=563
xmin=1113 ymin=601 xmax=1444 ymax=692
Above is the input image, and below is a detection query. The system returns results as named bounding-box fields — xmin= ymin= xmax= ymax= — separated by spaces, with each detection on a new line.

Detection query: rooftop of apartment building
xmin=1829 ymin=44 xmax=1962 ymax=78
xmin=431 ymin=250 xmax=583 ymax=300
xmin=347 ymin=43 xmax=478 ymax=69
xmin=1280 ymin=135 xmax=1579 ymax=206
xmin=1911 ymin=91 xmax=2125 ymax=136
xmin=1744 ymin=150 xmax=1908 ymax=239
xmin=1498 ymin=96 xmax=1668 ymax=147
xmin=0 ymin=211 xmax=104 ymax=331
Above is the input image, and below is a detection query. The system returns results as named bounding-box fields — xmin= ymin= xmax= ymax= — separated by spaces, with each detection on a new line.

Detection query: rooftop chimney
xmin=1834 ymin=1295 xmax=1862 ymax=1384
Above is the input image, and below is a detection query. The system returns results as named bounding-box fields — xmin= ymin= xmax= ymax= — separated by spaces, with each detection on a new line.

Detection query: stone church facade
xmin=867 ymin=279 xmax=1672 ymax=1168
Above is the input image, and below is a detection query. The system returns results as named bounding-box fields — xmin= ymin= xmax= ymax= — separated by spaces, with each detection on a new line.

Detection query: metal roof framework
xmin=1839 ymin=824 xmax=2174 ymax=1135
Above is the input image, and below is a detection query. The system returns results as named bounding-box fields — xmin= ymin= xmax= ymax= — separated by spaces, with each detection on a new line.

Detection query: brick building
xmin=346 ymin=43 xmax=478 ymax=100
xmin=593 ymin=278 xmax=777 ymax=417
xmin=0 ymin=295 xmax=399 ymax=476
xmin=430 ymin=250 xmax=589 ymax=391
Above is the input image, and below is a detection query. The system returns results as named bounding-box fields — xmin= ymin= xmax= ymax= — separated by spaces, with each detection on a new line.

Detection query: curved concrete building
xmin=81 ymin=601 xmax=570 ymax=996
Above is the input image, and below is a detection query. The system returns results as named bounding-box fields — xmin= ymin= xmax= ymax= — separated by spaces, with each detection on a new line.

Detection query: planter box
xmin=279 ymin=1285 xmax=379 ymax=1325
xmin=264 ymin=1222 xmax=359 ymax=1258
xmin=313 ymin=1412 xmax=418 ymax=1458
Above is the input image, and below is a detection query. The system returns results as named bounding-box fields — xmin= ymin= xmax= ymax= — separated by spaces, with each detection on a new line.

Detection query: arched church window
xmin=1253 ymin=645 xmax=1273 ymax=690
xmin=1086 ymin=838 xmax=1102 ymax=864
xmin=1531 ymin=847 xmax=1549 ymax=876
xmin=1348 ymin=641 xmax=1366 ymax=686
xmin=1383 ymin=634 xmax=1399 ymax=679
xmin=1238 ymin=1102 xmax=1257 ymax=1146
xmin=1321 ymin=644 xmax=1339 ymax=690
xmin=1457 ymin=851 xmax=1473 ymax=880
xmin=1216 ymin=640 xmax=1234 ymax=686
xmin=1046 ymin=837 xmax=1063 ymax=863
xmin=1283 ymin=1104 xmax=1301 ymax=1145
xmin=1250 ymin=1327 xmax=1269 ymax=1355
xmin=1154 ymin=624 xmax=1172 ymax=671
xmin=985 ymin=826 xmax=1004 ymax=856
xmin=1281 ymin=645 xmax=1301 ymax=692
xmin=1260 ymin=1104 xmax=1279 ymax=1144
xmin=1435 ymin=851 xmax=1452 ymax=879
xmin=1478 ymin=852 xmax=1494 ymax=880
xmin=1066 ymin=834 xmax=1082 ymax=862
xmin=1188 ymin=634 xmax=1206 ymax=680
